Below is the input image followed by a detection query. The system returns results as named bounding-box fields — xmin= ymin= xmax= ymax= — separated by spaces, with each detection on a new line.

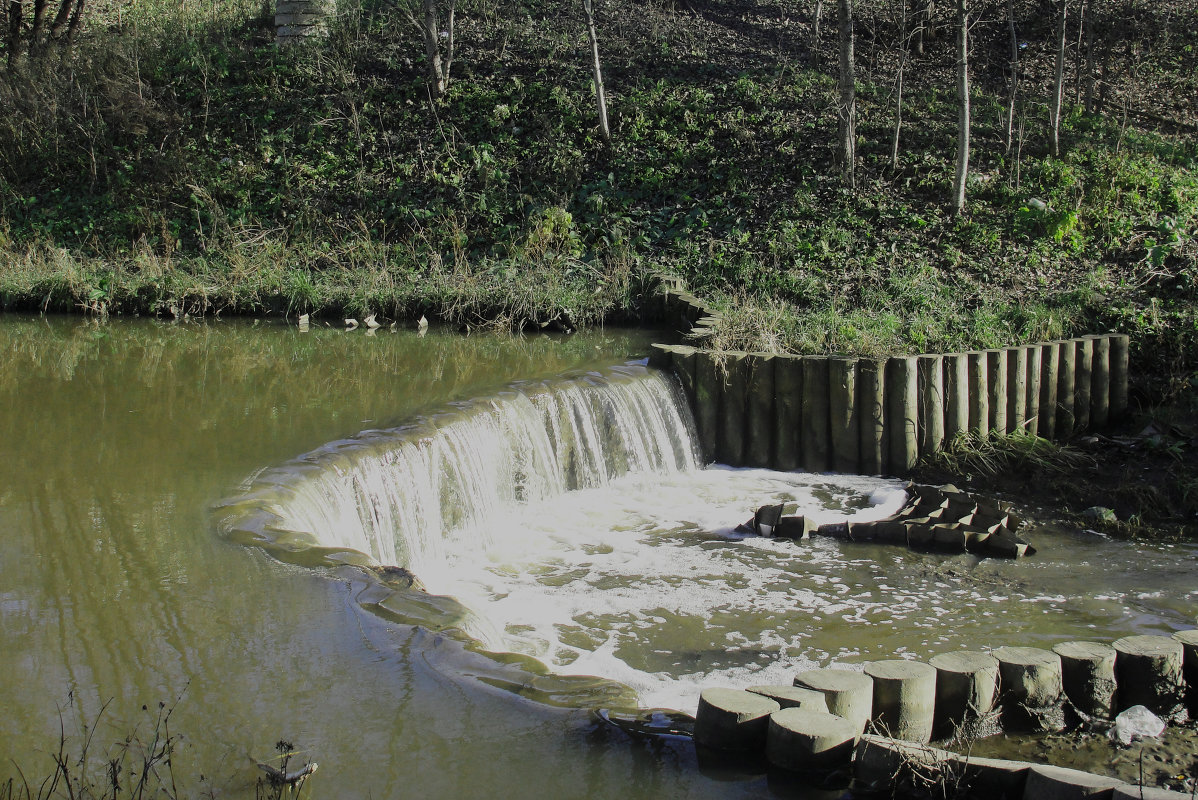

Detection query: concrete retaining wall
xmin=649 ymin=281 xmax=1130 ymax=475
xmin=276 ymin=0 xmax=335 ymax=41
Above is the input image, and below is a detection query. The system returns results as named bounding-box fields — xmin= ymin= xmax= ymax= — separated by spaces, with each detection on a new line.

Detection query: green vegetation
xmin=0 ymin=0 xmax=1195 ymax=379
xmin=921 ymin=429 xmax=1094 ymax=480
xmin=0 ymin=692 xmax=315 ymax=799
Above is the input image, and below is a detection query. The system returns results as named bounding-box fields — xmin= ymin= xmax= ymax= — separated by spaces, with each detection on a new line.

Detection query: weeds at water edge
xmin=921 ymin=430 xmax=1095 ymax=479
xmin=1 ymin=692 xmax=190 ymax=800
xmin=2 ymin=692 xmax=317 ymax=800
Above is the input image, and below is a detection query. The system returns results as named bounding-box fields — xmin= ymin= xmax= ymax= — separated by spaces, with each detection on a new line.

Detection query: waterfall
xmin=220 ymin=364 xmax=701 ymax=573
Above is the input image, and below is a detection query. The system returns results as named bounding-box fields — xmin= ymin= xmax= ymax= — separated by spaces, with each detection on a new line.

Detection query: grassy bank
xmin=0 ymin=0 xmax=1195 ymax=379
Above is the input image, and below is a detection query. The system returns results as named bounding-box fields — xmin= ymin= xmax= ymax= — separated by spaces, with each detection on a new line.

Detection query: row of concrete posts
xmin=649 ymin=335 xmax=1129 ymax=475
xmin=692 ymin=631 xmax=1198 ymax=794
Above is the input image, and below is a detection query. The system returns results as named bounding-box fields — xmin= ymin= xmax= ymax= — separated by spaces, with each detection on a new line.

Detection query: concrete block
xmin=1023 ymin=764 xmax=1122 ymax=800
xmin=695 ymin=688 xmax=781 ymax=751
xmin=766 ymin=708 xmax=859 ymax=772
xmin=864 ymin=660 xmax=937 ymax=743
xmin=748 ymin=685 xmax=829 ymax=711
xmin=794 ymin=669 xmax=874 ymax=734
xmin=1053 ymin=641 xmax=1116 ymax=721
xmin=993 ymin=646 xmax=1065 ymax=732
xmin=930 ymin=650 xmax=999 ymax=739
xmin=1114 ymin=634 xmax=1187 ymax=721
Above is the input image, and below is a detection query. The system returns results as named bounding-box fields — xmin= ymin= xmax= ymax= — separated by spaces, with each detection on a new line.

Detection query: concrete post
xmin=1038 ymin=342 xmax=1060 ymax=439
xmin=858 ymin=358 xmax=887 ymax=475
xmin=829 ymin=357 xmax=860 ymax=474
xmin=1024 ymin=345 xmax=1042 ymax=436
xmin=918 ymin=355 xmax=946 ymax=457
xmin=1052 ymin=641 xmax=1116 ymax=721
xmin=1007 ymin=346 xmax=1029 ymax=434
xmin=695 ymin=688 xmax=781 ymax=750
xmin=993 ymin=646 xmax=1065 ymax=732
xmin=793 ymin=669 xmax=874 ymax=734
xmin=930 ymin=651 xmax=1000 ymax=739
xmin=1113 ymin=635 xmax=1187 ymax=721
xmin=986 ymin=350 xmax=1009 ymax=434
xmin=968 ymin=351 xmax=990 ymax=439
xmin=647 ymin=343 xmax=674 ymax=372
xmin=1110 ymin=334 xmax=1130 ymax=420
xmin=1056 ymin=340 xmax=1077 ymax=438
xmin=886 ymin=357 xmax=920 ymax=475
xmin=766 ymin=709 xmax=860 ymax=771
xmin=1089 ymin=335 xmax=1111 ymax=428
xmin=773 ymin=356 xmax=803 ymax=471
xmin=943 ymin=354 xmax=970 ymax=442
xmin=1074 ymin=338 xmax=1094 ymax=432
xmin=800 ymin=357 xmax=832 ymax=472
xmin=746 ymin=355 xmax=776 ymax=468
xmin=864 ymin=660 xmax=937 ymax=743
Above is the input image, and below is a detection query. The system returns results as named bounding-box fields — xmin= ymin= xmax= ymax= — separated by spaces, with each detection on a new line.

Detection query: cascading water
xmin=234 ymin=364 xmax=701 ymax=573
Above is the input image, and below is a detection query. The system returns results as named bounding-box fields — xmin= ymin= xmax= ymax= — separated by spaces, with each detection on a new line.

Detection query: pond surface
xmin=1 ymin=315 xmax=1195 ymax=798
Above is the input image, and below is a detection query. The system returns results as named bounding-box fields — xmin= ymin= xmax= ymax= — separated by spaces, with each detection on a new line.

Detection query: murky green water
xmin=1 ymin=315 xmax=1195 ymax=799
xmin=0 ymin=316 xmax=743 ymax=799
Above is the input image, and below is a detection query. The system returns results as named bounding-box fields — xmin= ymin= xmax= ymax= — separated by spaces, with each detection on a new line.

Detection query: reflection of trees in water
xmin=0 ymin=315 xmax=652 ymax=484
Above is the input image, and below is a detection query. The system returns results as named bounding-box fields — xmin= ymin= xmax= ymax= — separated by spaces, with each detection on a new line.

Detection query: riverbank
xmin=2 ymin=0 xmax=1196 ymax=372
xmin=911 ymin=383 xmax=1198 ymax=539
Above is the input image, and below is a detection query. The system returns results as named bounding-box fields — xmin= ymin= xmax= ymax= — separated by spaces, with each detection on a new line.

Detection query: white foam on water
xmin=417 ymin=467 xmax=908 ymax=713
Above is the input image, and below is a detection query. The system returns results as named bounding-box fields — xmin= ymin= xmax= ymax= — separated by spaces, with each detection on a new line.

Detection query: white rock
xmin=1111 ymin=705 xmax=1166 ymax=745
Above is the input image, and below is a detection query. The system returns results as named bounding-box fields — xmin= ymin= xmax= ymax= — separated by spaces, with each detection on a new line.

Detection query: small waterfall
xmin=220 ymin=364 xmax=700 ymax=574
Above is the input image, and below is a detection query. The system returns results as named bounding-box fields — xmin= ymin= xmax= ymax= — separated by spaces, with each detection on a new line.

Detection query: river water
xmin=1 ymin=315 xmax=1195 ymax=798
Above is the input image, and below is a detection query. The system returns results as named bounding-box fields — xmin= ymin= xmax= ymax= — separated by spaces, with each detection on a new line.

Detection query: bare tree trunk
xmin=1004 ymin=0 xmax=1017 ymax=153
xmin=418 ymin=0 xmax=455 ymax=99
xmin=7 ymin=0 xmax=22 ymax=67
xmin=1049 ymin=0 xmax=1066 ymax=157
xmin=837 ymin=0 xmax=856 ymax=191
xmin=951 ymin=0 xmax=969 ymax=215
xmin=1072 ymin=0 xmax=1085 ymax=105
xmin=912 ymin=0 xmax=924 ymax=55
xmin=1014 ymin=114 xmax=1024 ymax=190
xmin=1097 ymin=34 xmax=1111 ymax=112
xmin=582 ymin=0 xmax=611 ymax=148
xmin=5 ymin=0 xmax=88 ymax=66
xmin=48 ymin=0 xmax=74 ymax=39
xmin=1083 ymin=1 xmax=1096 ymax=113
xmin=64 ymin=0 xmax=82 ymax=40
xmin=812 ymin=0 xmax=823 ymax=50
xmin=29 ymin=0 xmax=46 ymax=49
xmin=891 ymin=0 xmax=908 ymax=169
